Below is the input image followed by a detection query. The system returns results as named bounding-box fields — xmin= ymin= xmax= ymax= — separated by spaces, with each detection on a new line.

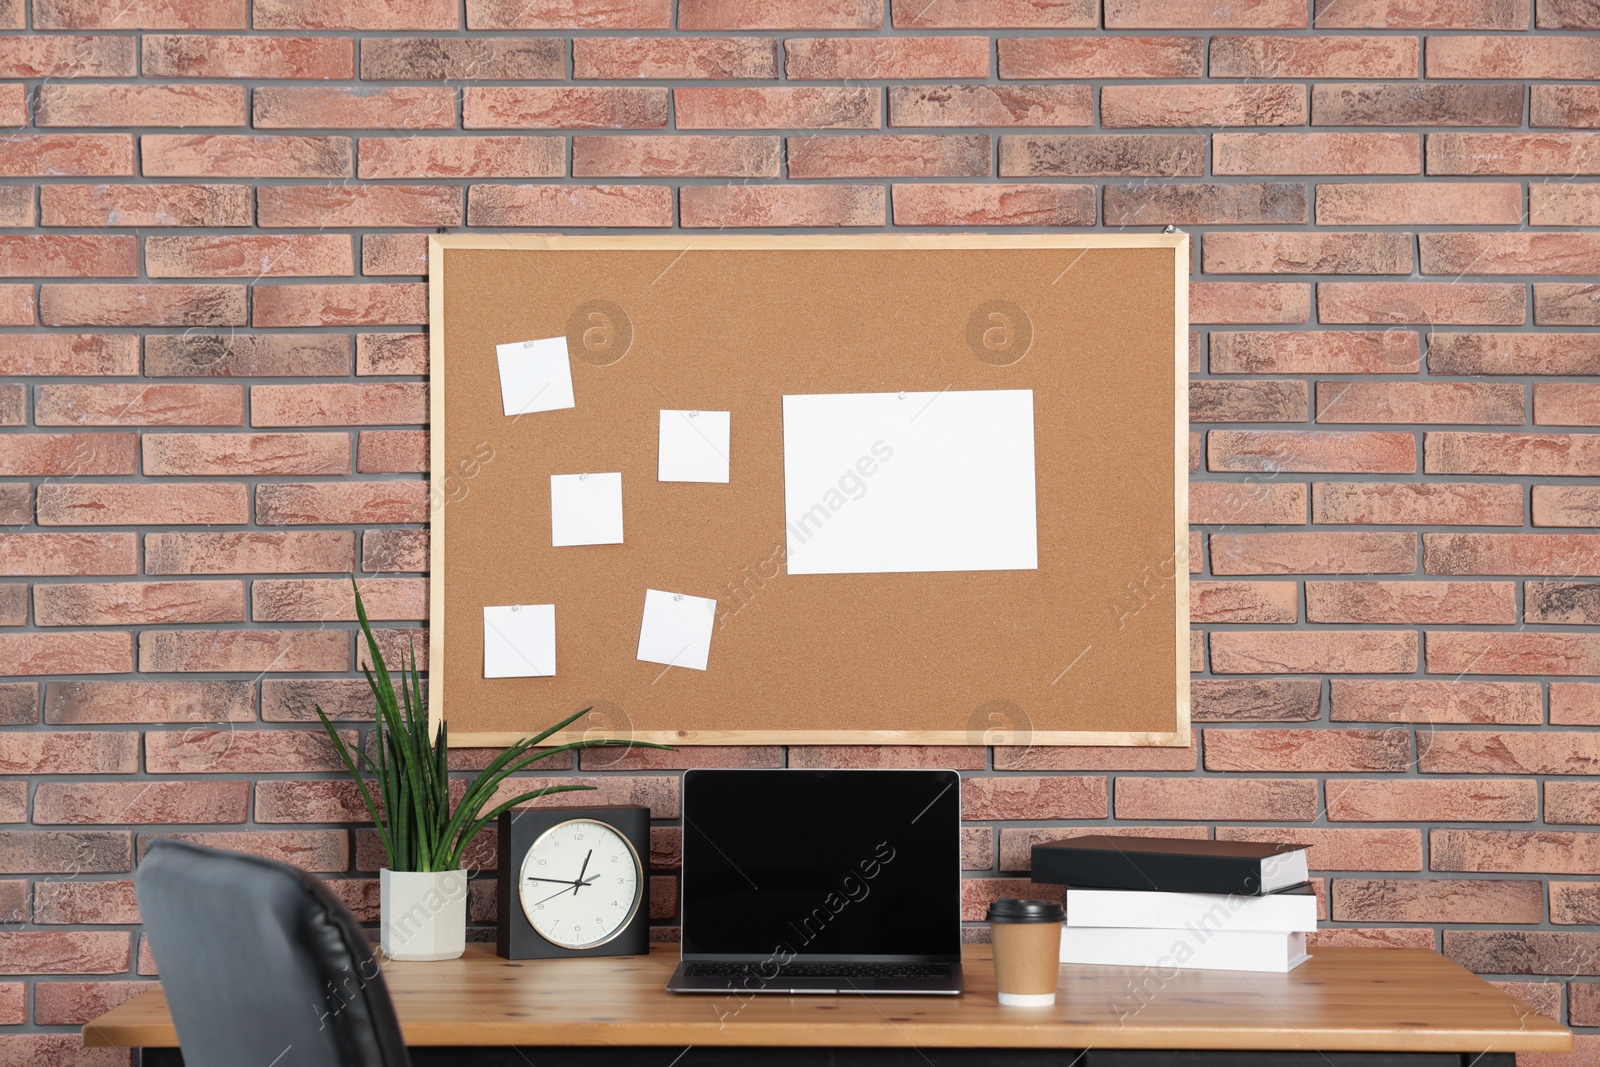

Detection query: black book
xmin=1031 ymin=835 xmax=1310 ymax=896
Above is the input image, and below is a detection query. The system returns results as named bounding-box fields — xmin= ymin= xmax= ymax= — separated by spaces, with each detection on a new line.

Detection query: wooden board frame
xmin=429 ymin=234 xmax=1189 ymax=748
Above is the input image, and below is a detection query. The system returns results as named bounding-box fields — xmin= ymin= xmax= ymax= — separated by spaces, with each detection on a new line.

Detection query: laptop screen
xmin=680 ymin=769 xmax=962 ymax=960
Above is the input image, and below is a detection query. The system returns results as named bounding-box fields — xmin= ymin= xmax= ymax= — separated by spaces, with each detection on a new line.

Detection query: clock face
xmin=517 ymin=818 xmax=643 ymax=950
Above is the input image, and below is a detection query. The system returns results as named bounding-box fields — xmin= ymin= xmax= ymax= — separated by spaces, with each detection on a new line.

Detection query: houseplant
xmin=315 ymin=580 xmax=666 ymax=961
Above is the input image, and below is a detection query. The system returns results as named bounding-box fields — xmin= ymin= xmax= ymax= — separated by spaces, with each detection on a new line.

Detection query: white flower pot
xmin=380 ymin=868 xmax=468 ymax=962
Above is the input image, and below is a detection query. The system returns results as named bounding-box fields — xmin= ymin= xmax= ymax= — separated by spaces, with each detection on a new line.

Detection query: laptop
xmin=666 ymin=768 xmax=964 ymax=996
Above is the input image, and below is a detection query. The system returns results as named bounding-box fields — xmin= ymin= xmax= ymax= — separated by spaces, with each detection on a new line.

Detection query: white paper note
xmin=483 ymin=604 xmax=555 ymax=678
xmin=550 ymin=472 xmax=623 ymax=547
xmin=496 ymin=337 xmax=575 ymax=417
xmin=782 ymin=389 xmax=1038 ymax=575
xmin=636 ymin=589 xmax=717 ymax=671
xmin=658 ymin=409 xmax=731 ymax=483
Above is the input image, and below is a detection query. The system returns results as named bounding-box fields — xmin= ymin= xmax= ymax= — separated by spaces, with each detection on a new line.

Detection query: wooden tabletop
xmin=84 ymin=943 xmax=1570 ymax=1054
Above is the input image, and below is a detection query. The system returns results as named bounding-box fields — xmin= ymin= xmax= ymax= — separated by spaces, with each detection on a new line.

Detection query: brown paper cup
xmin=988 ymin=898 xmax=1063 ymax=1007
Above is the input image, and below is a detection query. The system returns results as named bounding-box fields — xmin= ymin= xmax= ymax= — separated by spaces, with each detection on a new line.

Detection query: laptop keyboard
xmin=684 ymin=962 xmax=950 ymax=981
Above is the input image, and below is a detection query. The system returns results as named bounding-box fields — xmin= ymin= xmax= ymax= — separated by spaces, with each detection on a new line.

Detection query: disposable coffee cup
xmin=987 ymin=898 xmax=1064 ymax=1007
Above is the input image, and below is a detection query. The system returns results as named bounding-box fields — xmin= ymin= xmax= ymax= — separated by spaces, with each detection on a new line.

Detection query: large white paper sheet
xmin=483 ymin=604 xmax=555 ymax=678
xmin=636 ymin=589 xmax=716 ymax=671
xmin=782 ymin=389 xmax=1038 ymax=575
xmin=550 ymin=472 xmax=623 ymax=547
xmin=496 ymin=337 xmax=575 ymax=417
xmin=658 ymin=409 xmax=731 ymax=483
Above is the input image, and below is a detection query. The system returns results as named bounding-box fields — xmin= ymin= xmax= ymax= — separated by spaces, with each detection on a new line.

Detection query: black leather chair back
xmin=136 ymin=838 xmax=411 ymax=1067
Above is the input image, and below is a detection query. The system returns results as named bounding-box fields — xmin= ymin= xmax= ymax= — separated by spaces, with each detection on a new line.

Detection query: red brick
xmin=0 ymin=134 xmax=133 ymax=177
xmin=1427 ymin=532 xmax=1600 ymax=576
xmin=145 ymin=234 xmax=352 ymax=279
xmin=0 ymin=185 xmax=32 ymax=227
xmin=1106 ymin=0 xmax=1305 ymax=25
xmin=142 ymin=432 xmax=348 ymax=476
xmin=1535 ymin=384 xmax=1600 ymax=428
xmin=574 ymin=135 xmax=777 ymax=178
xmin=998 ymin=35 xmax=1200 ymax=78
xmin=1308 ymin=580 xmax=1515 ymax=624
xmin=1552 ymin=684 xmax=1600 ymax=727
xmin=256 ymin=185 xmax=460 ymax=229
xmin=252 ymin=577 xmax=425 ymax=623
xmin=1427 ymin=432 xmax=1600 ymax=477
xmin=0 ymin=831 xmax=130 ymax=874
xmin=1334 ymin=878 xmax=1541 ymax=925
xmin=31 ymin=980 xmax=154 ymax=1026
xmin=41 ymin=183 xmax=253 ymax=228
xmin=1102 ymin=84 xmax=1304 ymax=128
xmin=1217 ymin=133 xmax=1420 ymax=178
xmin=356 ymin=430 xmax=427 ymax=474
xmin=1536 ymin=283 xmax=1600 ymax=326
xmin=468 ymin=184 xmax=674 ymax=227
xmin=255 ymin=482 xmax=428 ymax=525
xmin=683 ymin=184 xmax=884 ymax=227
xmin=143 ymin=134 xmax=351 ymax=178
xmin=0 ymin=931 xmax=129 ymax=973
xmin=892 ymin=184 xmax=1093 ymax=227
xmin=1320 ymin=282 xmax=1525 ymax=325
xmin=1211 ymin=35 xmax=1418 ymax=78
xmin=0 ymin=286 xmax=34 ymax=325
xmin=253 ymin=283 xmax=426 ymax=328
xmin=0 ymin=534 xmax=134 ymax=577
xmin=145 ymin=334 xmax=350 ymax=377
xmin=250 ymin=383 xmax=426 ymax=428
xmin=1422 ymin=233 xmax=1600 ymax=278
xmin=679 ymin=0 xmax=880 ymax=28
xmin=1115 ymin=187 xmax=1308 ymax=231
xmin=1540 ymin=0 xmax=1600 ymax=26
xmin=35 ymin=781 xmax=249 ymax=825
xmin=145 ymin=531 xmax=354 ymax=574
xmin=1429 ymin=132 xmax=1600 ymax=175
xmin=33 ymin=0 xmax=242 ymax=26
xmin=1331 ymin=680 xmax=1541 ymax=725
xmin=0 ymin=1034 xmax=132 ymax=1063
xmin=261 ymin=678 xmax=376 ymax=722
xmin=1314 ymin=82 xmax=1523 ymax=128
xmin=883 ymin=83 xmax=1094 ymax=126
xmin=139 ymin=629 xmax=348 ymax=673
xmin=0 ymin=981 xmax=19 ymax=1024
xmin=1204 ymin=232 xmax=1413 ymax=274
xmin=676 ymin=86 xmax=879 ymax=129
xmin=1000 ymin=133 xmax=1203 ymax=177
xmin=1421 ymin=730 xmax=1600 ymax=775
xmin=1533 ymin=84 xmax=1600 ymax=129
xmin=1551 ymin=885 xmax=1600 ymax=929
xmin=1548 ymin=783 xmax=1600 ymax=825
xmin=1433 ymin=830 xmax=1600 ymax=874
xmin=1206 ymin=727 xmax=1410 ymax=772
xmin=0 ymin=336 xmax=136 ymax=378
xmin=464 ymin=86 xmax=667 ymax=128
xmin=1535 ymin=486 xmax=1600 ymax=528
xmin=961 ymin=776 xmax=1108 ymax=819
xmin=1427 ymin=631 xmax=1600 ymax=676
xmin=359 ymin=334 xmax=427 ymax=375
xmin=1191 ymin=380 xmax=1308 ymax=422
xmin=1573 ymin=984 xmax=1600 ymax=1026
xmin=255 ymin=0 xmax=458 ymax=28
xmin=1529 ymin=580 xmax=1600 ymax=624
xmin=0 ymin=434 xmax=138 ymax=477
xmin=36 ymin=581 xmax=244 ymax=627
xmin=0 ymin=732 xmax=136 ymax=774
xmin=35 ymin=84 xmax=244 ymax=128
xmin=363 ymin=529 xmax=428 ymax=573
xmin=467 ymin=0 xmax=670 ymax=26
xmin=1314 ymin=482 xmax=1522 ymax=527
xmin=1211 ymin=330 xmax=1419 ymax=374
xmin=137 ymin=830 xmax=347 ymax=872
xmin=0 ymin=35 xmax=135 ymax=77
xmin=0 ymin=585 xmax=24 ymax=625
xmin=255 ymin=779 xmax=374 ymax=823
xmin=1221 ymin=826 xmax=1423 ymax=871
xmin=1532 ymin=182 xmax=1600 ymax=226
xmin=45 ymin=680 xmax=254 ymax=724
xmin=0 ymin=236 xmax=138 ymax=280
xmin=1209 ymin=430 xmax=1416 ymax=474
xmin=35 ymin=384 xmax=243 ymax=427
xmin=1314 ymin=0 xmax=1530 ymax=27
xmin=573 ymin=36 xmax=772 ymax=79
xmin=1316 ymin=380 xmax=1524 ymax=426
xmin=962 ymin=878 xmax=1064 ymax=921
xmin=41 ymin=284 xmax=245 ymax=328
xmin=142 ymin=33 xmax=353 ymax=78
xmin=1192 ymin=678 xmax=1322 ymax=723
xmin=1427 ymin=35 xmax=1600 ymax=78
xmin=1210 ymin=630 xmax=1419 ymax=673
xmin=1333 ymin=781 xmax=1532 ymax=833
xmin=362 ymin=235 xmax=428 ymax=276
xmin=790 ymin=135 xmax=989 ymax=178
xmin=1430 ymin=332 xmax=1600 ymax=376
xmin=360 ymin=136 xmax=563 ymax=181
xmin=1189 ymin=481 xmax=1307 ymax=525
xmin=895 ymin=0 xmax=1093 ymax=25
xmin=362 ymin=36 xmax=565 ymax=79
xmin=1317 ymin=182 xmax=1522 ymax=225
xmin=786 ymin=36 xmax=988 ymax=79
xmin=254 ymin=86 xmax=454 ymax=130
xmin=1115 ymin=778 xmax=1318 ymax=821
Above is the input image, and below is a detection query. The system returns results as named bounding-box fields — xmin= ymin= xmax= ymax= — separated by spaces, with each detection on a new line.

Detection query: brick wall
xmin=1 ymin=0 xmax=1599 ymax=1062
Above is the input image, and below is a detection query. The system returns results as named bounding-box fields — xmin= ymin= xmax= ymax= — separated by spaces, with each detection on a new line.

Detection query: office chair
xmin=135 ymin=838 xmax=412 ymax=1067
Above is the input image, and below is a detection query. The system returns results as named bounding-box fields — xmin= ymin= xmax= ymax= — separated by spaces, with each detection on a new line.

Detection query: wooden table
xmin=85 ymin=943 xmax=1570 ymax=1067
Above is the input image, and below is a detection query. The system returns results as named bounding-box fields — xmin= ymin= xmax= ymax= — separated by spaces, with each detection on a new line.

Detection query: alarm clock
xmin=496 ymin=805 xmax=650 ymax=959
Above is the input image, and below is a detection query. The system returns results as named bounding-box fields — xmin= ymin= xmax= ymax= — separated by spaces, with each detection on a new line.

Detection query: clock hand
xmin=572 ymin=850 xmax=593 ymax=896
xmin=523 ymin=876 xmax=585 ymax=886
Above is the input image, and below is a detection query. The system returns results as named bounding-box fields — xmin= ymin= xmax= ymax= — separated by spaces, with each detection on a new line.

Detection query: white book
xmin=1066 ymin=885 xmax=1317 ymax=933
xmin=1060 ymin=927 xmax=1310 ymax=973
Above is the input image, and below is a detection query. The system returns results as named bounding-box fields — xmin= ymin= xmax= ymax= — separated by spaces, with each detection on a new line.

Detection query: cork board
xmin=430 ymin=235 xmax=1188 ymax=747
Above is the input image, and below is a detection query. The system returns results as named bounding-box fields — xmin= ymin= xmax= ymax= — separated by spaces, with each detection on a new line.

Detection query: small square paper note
xmin=658 ymin=409 xmax=731 ymax=483
xmin=483 ymin=604 xmax=555 ymax=679
xmin=636 ymin=589 xmax=717 ymax=672
xmin=550 ymin=472 xmax=623 ymax=547
xmin=496 ymin=337 xmax=575 ymax=417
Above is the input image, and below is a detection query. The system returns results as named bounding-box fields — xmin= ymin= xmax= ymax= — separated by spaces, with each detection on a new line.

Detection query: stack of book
xmin=1031 ymin=835 xmax=1316 ymax=973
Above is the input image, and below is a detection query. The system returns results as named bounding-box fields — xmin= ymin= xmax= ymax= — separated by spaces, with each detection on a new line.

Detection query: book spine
xmin=1034 ymin=849 xmax=1269 ymax=895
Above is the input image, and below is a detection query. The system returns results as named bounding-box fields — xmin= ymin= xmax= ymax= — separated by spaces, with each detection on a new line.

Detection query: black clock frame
xmin=496 ymin=805 xmax=651 ymax=960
